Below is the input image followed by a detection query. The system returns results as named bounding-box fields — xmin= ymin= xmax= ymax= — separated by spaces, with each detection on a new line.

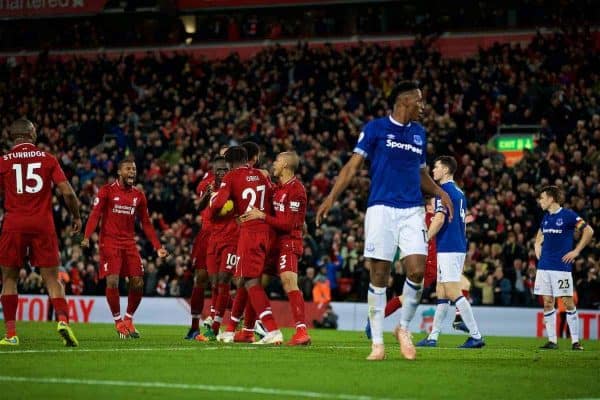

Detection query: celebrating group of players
xmin=183 ymin=142 xmax=311 ymax=346
xmin=0 ymin=80 xmax=594 ymax=359
xmin=0 ymin=118 xmax=310 ymax=347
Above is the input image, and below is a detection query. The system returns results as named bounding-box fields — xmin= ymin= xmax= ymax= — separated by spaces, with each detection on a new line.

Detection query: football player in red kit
xmin=240 ymin=151 xmax=311 ymax=345
xmin=82 ymin=159 xmax=167 ymax=338
xmin=211 ymin=146 xmax=283 ymax=345
xmin=194 ymin=157 xmax=238 ymax=342
xmin=0 ymin=118 xmax=81 ymax=346
xmin=186 ymin=166 xmax=217 ymax=339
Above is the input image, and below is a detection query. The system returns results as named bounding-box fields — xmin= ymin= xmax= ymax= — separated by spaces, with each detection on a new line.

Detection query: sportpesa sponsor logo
xmin=542 ymin=228 xmax=563 ymax=234
xmin=385 ymin=139 xmax=423 ymax=154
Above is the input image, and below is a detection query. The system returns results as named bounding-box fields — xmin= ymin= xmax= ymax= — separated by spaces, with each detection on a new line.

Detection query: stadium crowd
xmin=0 ymin=26 xmax=599 ymax=309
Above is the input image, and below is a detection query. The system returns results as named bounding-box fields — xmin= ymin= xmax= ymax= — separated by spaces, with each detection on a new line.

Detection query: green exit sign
xmin=495 ymin=135 xmax=535 ymax=151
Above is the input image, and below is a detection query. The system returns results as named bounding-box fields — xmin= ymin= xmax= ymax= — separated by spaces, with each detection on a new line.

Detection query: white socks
xmin=455 ymin=296 xmax=481 ymax=340
xmin=400 ymin=279 xmax=423 ymax=329
xmin=566 ymin=308 xmax=579 ymax=344
xmin=428 ymin=299 xmax=450 ymax=341
xmin=544 ymin=309 xmax=557 ymax=343
xmin=367 ymin=284 xmax=386 ymax=345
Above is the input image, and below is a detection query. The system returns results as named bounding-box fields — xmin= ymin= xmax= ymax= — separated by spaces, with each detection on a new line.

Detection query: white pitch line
xmin=0 ymin=344 xmax=555 ymax=355
xmin=0 ymin=375 xmax=404 ymax=400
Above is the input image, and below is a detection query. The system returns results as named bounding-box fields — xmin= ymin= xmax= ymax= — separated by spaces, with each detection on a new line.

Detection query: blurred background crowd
xmin=0 ymin=1 xmax=599 ymax=309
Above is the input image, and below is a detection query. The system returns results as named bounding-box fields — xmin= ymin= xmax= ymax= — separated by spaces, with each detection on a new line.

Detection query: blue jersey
xmin=354 ymin=116 xmax=426 ymax=209
xmin=434 ymin=181 xmax=467 ymax=253
xmin=538 ymin=208 xmax=587 ymax=272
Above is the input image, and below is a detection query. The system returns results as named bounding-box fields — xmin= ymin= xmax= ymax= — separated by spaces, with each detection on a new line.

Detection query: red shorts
xmin=191 ymin=229 xmax=211 ymax=270
xmin=99 ymin=246 xmax=143 ymax=279
xmin=0 ymin=230 xmax=60 ymax=268
xmin=424 ymin=258 xmax=437 ymax=288
xmin=235 ymin=227 xmax=271 ymax=279
xmin=264 ymin=242 xmax=301 ymax=276
xmin=213 ymin=241 xmax=238 ymax=274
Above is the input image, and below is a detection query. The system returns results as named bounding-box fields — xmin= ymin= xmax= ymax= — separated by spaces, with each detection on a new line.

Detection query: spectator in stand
xmin=0 ymin=28 xmax=598 ymax=309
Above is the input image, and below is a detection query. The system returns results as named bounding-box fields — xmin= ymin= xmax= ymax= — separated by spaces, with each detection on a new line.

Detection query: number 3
xmin=13 ymin=163 xmax=43 ymax=194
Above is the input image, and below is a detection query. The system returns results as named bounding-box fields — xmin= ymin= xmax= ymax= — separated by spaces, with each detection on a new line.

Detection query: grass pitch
xmin=0 ymin=322 xmax=598 ymax=400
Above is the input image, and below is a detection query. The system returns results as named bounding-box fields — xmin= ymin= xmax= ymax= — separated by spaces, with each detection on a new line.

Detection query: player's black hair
xmin=118 ymin=158 xmax=136 ymax=169
xmin=9 ymin=118 xmax=35 ymax=140
xmin=388 ymin=80 xmax=420 ymax=106
xmin=241 ymin=141 xmax=260 ymax=161
xmin=224 ymin=146 xmax=248 ymax=165
xmin=539 ymin=185 xmax=563 ymax=203
xmin=434 ymin=155 xmax=457 ymax=175
xmin=212 ymin=155 xmax=226 ymax=163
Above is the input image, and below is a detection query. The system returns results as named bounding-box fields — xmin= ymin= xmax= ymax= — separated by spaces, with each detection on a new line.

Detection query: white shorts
xmin=363 ymin=205 xmax=427 ymax=262
xmin=437 ymin=253 xmax=465 ymax=283
xmin=534 ymin=270 xmax=574 ymax=297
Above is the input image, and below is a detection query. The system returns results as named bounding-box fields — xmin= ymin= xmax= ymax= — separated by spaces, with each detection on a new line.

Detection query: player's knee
xmin=281 ymin=274 xmax=299 ymax=292
xmin=543 ymin=297 xmax=555 ymax=310
xmin=194 ymin=271 xmax=208 ymax=287
xmin=217 ymin=273 xmax=231 ymax=285
xmin=130 ymin=277 xmax=144 ymax=290
xmin=106 ymin=276 xmax=119 ymax=288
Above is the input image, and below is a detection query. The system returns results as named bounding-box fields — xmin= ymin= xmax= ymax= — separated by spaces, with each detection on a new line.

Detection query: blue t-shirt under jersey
xmin=353 ymin=115 xmax=426 ymax=209
xmin=538 ymin=207 xmax=587 ymax=272
xmin=435 ymin=180 xmax=467 ymax=253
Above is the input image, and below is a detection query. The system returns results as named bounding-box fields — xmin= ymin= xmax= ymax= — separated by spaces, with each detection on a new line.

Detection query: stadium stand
xmin=0 ymin=24 xmax=598 ymax=308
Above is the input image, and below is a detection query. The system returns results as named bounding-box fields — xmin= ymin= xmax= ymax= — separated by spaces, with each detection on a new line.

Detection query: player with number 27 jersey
xmin=211 ymin=165 xmax=273 ymax=278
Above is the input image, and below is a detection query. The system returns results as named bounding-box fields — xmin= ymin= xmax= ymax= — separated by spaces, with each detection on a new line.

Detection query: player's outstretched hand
xmin=439 ymin=191 xmax=454 ymax=221
xmin=239 ymin=207 xmax=264 ymax=223
xmin=157 ymin=248 xmax=168 ymax=258
xmin=72 ymin=218 xmax=82 ymax=234
xmin=80 ymin=238 xmax=90 ymax=248
xmin=562 ymin=250 xmax=579 ymax=264
xmin=316 ymin=196 xmax=334 ymax=226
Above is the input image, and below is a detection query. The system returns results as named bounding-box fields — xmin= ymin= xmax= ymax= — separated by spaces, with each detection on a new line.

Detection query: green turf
xmin=0 ymin=322 xmax=598 ymax=400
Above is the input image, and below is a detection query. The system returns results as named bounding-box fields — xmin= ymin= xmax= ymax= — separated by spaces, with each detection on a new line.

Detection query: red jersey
xmin=266 ymin=177 xmax=306 ymax=251
xmin=211 ymin=165 xmax=273 ymax=230
xmin=84 ymin=181 xmax=161 ymax=250
xmin=196 ymin=175 xmax=215 ymax=232
xmin=0 ymin=143 xmax=67 ymax=233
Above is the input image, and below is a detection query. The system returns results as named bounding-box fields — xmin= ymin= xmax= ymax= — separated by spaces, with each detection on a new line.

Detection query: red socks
xmin=190 ymin=286 xmax=204 ymax=330
xmin=210 ymin=285 xmax=219 ymax=319
xmin=1 ymin=294 xmax=18 ymax=337
xmin=212 ymin=283 xmax=231 ymax=333
xmin=106 ymin=287 xmax=121 ymax=321
xmin=287 ymin=290 xmax=306 ymax=329
xmin=125 ymin=288 xmax=143 ymax=320
xmin=248 ymin=285 xmax=278 ymax=332
xmin=243 ymin=302 xmax=257 ymax=330
xmin=51 ymin=297 xmax=69 ymax=323
xmin=385 ymin=296 xmax=402 ymax=317
xmin=226 ymin=286 xmax=247 ymax=332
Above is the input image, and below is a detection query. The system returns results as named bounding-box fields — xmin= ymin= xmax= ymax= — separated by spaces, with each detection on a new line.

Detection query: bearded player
xmin=82 ymin=159 xmax=167 ymax=338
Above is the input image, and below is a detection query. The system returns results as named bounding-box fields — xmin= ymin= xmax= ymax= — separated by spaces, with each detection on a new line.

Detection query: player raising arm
xmin=0 ymin=118 xmax=81 ymax=346
xmin=82 ymin=159 xmax=167 ymax=339
xmin=534 ymin=186 xmax=594 ymax=350
xmin=316 ymin=81 xmax=453 ymax=361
